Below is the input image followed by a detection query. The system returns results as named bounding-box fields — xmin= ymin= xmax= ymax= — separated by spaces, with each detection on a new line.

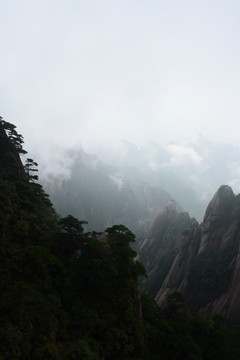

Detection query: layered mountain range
xmin=41 ymin=141 xmax=240 ymax=323
xmin=138 ymin=185 xmax=240 ymax=322
xmin=40 ymin=135 xmax=240 ymax=246
xmin=42 ymin=148 xmax=179 ymax=238
xmin=90 ymin=137 xmax=240 ymax=220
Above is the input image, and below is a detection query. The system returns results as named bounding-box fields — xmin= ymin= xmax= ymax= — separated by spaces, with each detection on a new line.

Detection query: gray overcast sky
xmin=1 ymin=0 xmax=240 ymax=154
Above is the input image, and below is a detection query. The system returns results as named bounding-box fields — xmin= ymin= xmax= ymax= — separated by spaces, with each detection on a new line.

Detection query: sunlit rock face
xmin=140 ymin=185 xmax=240 ymax=322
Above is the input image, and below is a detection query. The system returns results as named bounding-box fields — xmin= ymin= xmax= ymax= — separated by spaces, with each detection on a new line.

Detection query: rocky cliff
xmin=138 ymin=185 xmax=240 ymax=322
xmin=138 ymin=200 xmax=197 ymax=298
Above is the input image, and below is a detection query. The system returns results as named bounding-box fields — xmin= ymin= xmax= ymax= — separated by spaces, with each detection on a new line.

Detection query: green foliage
xmin=24 ymin=158 xmax=38 ymax=182
xmin=105 ymin=224 xmax=136 ymax=243
xmin=59 ymin=215 xmax=87 ymax=236
xmin=0 ymin=117 xmax=27 ymax=155
xmin=141 ymin=293 xmax=239 ymax=360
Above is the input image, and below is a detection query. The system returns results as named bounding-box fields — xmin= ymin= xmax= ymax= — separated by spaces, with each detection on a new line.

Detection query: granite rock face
xmin=139 ymin=185 xmax=240 ymax=322
xmin=138 ymin=201 xmax=195 ymax=298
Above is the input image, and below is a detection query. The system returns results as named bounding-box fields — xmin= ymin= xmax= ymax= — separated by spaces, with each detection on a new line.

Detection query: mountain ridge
xmin=139 ymin=185 xmax=240 ymax=322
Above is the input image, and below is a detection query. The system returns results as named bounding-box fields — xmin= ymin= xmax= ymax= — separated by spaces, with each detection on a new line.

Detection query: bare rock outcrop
xmin=155 ymin=221 xmax=200 ymax=306
xmin=139 ymin=185 xmax=240 ymax=322
xmin=138 ymin=201 xmax=195 ymax=298
xmin=198 ymin=185 xmax=235 ymax=254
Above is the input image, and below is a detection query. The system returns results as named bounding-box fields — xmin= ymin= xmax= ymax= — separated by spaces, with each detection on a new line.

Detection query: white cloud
xmin=227 ymin=163 xmax=240 ymax=194
xmin=1 ymin=0 xmax=240 ymax=158
xmin=165 ymin=144 xmax=203 ymax=167
xmin=109 ymin=174 xmax=123 ymax=190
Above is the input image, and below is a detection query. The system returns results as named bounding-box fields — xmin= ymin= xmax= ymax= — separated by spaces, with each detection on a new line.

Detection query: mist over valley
xmin=39 ymin=135 xmax=240 ymax=232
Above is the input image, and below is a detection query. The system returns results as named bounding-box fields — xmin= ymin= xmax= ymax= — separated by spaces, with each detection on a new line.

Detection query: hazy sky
xmin=1 ymin=0 xmax=240 ymax=156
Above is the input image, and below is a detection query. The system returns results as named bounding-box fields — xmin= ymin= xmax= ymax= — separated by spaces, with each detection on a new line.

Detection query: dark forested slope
xmin=0 ymin=118 xmax=148 ymax=359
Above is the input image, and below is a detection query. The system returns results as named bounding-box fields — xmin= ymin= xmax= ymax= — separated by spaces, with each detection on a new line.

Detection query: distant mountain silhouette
xmin=90 ymin=137 xmax=240 ymax=221
xmin=42 ymin=147 xmax=178 ymax=241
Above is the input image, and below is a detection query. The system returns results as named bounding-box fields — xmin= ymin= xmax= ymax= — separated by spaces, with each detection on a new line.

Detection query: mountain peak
xmin=201 ymin=185 xmax=234 ymax=236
